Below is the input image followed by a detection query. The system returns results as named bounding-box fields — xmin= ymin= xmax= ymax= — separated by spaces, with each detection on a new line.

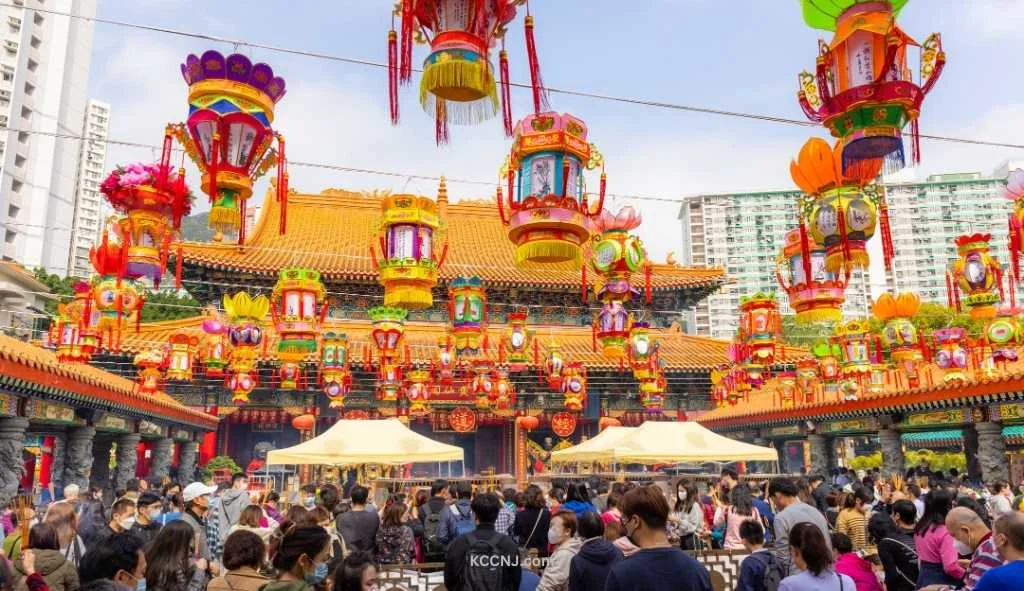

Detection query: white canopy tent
xmin=266 ymin=418 xmax=464 ymax=466
xmin=549 ymin=426 xmax=637 ymax=463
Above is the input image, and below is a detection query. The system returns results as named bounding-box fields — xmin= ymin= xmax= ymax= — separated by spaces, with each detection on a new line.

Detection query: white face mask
xmin=953 ymin=535 xmax=973 ymax=556
xmin=119 ymin=517 xmax=136 ymax=530
xmin=677 ymin=491 xmax=687 ymax=501
xmin=547 ymin=527 xmax=563 ymax=545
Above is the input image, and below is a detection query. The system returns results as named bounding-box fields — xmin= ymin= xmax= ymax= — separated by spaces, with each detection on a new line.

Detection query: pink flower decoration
xmin=202 ymin=317 xmax=225 ymax=334
xmin=1006 ymin=169 xmax=1024 ymax=201
xmin=590 ymin=206 xmax=642 ymax=234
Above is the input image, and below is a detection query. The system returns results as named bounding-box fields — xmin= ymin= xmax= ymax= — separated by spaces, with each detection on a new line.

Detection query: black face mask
xmin=624 ymin=516 xmax=640 ymax=546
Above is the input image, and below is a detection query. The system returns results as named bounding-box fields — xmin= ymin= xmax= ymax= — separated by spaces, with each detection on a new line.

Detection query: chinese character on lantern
xmin=449 ymin=276 xmax=486 ymax=357
xmin=271 ymin=267 xmax=327 ymax=390
xmin=498 ymin=112 xmax=604 ymax=268
xmin=797 ymin=0 xmax=945 ymax=173
xmin=174 ymin=50 xmax=289 ymax=243
xmin=165 ymin=331 xmax=200 ymax=382
xmin=949 ymin=233 xmax=1002 ymax=320
xmin=223 ymin=291 xmax=269 ymax=405
xmin=320 ymin=332 xmax=351 ymax=409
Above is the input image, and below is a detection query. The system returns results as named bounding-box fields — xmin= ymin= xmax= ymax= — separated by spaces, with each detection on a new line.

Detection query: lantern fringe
xmin=237 ymin=198 xmax=248 ymax=246
xmin=794 ymin=308 xmax=843 ymax=324
xmin=399 ymin=0 xmax=413 ymax=83
xmin=382 ymin=286 xmax=434 ymax=309
xmin=435 ymin=100 xmax=449 ymax=146
xmin=499 ymin=49 xmax=512 ymax=137
xmin=209 ymin=205 xmax=241 ymax=229
xmin=388 ymin=29 xmax=399 ymax=125
xmin=524 ymin=14 xmax=549 ymax=114
xmin=419 ymin=61 xmax=498 ymax=124
xmin=514 ymin=240 xmax=581 ymax=266
xmin=825 ymin=250 xmax=868 ymax=272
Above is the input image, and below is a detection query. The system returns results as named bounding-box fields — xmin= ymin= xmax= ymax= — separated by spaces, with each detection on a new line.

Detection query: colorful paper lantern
xmin=589 ymin=206 xmax=649 ymax=358
xmin=165 ymin=331 xmax=199 ymax=382
xmin=983 ymin=307 xmax=1022 ymax=365
xmin=516 ymin=415 xmax=540 ymax=431
xmin=88 ymin=239 xmax=142 ymax=351
xmin=369 ymin=306 xmax=408 ymax=401
xmin=373 ymin=195 xmax=447 ymax=309
xmin=1005 ymin=169 xmax=1024 ymax=283
xmin=795 ymin=359 xmax=820 ymax=403
xmin=200 ymin=308 xmax=230 ymax=378
xmin=796 ymin=0 xmax=945 ymax=172
xmin=502 ymin=309 xmax=533 ymax=371
xmin=790 ymin=137 xmax=890 ymax=272
xmin=223 ymin=291 xmax=270 ymax=404
xmin=291 ymin=413 xmax=316 ymax=432
xmin=494 ymin=368 xmax=515 ymax=410
xmin=386 ymin=0 xmax=546 ymax=143
xmin=738 ymin=292 xmax=781 ymax=369
xmin=872 ymin=292 xmax=924 ymax=388
xmin=598 ymin=416 xmax=621 ymax=431
xmin=933 ymin=327 xmax=969 ymax=383
xmin=949 ymin=233 xmax=1002 ymax=320
xmin=833 ymin=319 xmax=875 ymax=401
xmin=776 ymin=227 xmax=849 ymax=323
xmin=638 ymin=371 xmax=665 ymax=414
xmin=405 ymin=369 xmax=433 ymax=417
xmin=449 ymin=276 xmax=486 ymax=357
xmin=321 ymin=332 xmax=352 ymax=409
xmin=627 ymin=320 xmax=659 ymax=379
xmin=775 ymin=371 xmax=799 ymax=408
xmin=544 ymin=342 xmax=565 ymax=391
xmin=560 ymin=362 xmax=587 ymax=412
xmin=134 ymin=349 xmax=165 ymax=396
xmin=812 ymin=340 xmax=843 ymax=399
xmin=50 ymin=281 xmax=100 ymax=364
xmin=498 ymin=112 xmax=604 ymax=267
xmin=174 ymin=50 xmax=288 ymax=243
xmin=271 ymin=267 xmax=327 ymax=390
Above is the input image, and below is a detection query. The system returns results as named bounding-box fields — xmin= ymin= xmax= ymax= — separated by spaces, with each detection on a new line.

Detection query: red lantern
xmin=516 ymin=415 xmax=539 ymax=432
xmin=598 ymin=416 xmax=621 ymax=431
xmin=291 ymin=414 xmax=316 ymax=432
xmin=406 ymin=370 xmax=433 ymax=417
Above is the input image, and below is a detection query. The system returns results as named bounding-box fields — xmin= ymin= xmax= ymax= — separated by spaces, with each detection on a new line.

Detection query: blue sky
xmin=89 ymin=0 xmax=1024 ymax=259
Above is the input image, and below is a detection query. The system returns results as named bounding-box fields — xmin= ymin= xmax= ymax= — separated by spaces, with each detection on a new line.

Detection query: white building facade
xmin=0 ymin=0 xmax=97 ymax=275
xmin=67 ymin=98 xmax=109 ymax=278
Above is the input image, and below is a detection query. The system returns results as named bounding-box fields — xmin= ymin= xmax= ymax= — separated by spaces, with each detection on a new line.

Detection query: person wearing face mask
xmin=331 ymin=552 xmax=379 ymax=591
xmin=300 ymin=485 xmax=318 ymax=510
xmin=77 ymin=532 xmax=148 ymax=591
xmin=337 ymin=485 xmax=379 ymax=555
xmin=914 ymin=489 xmax=965 ymax=588
xmin=262 ymin=526 xmax=331 ymax=591
xmin=920 ymin=507 xmax=1003 ymax=591
xmin=974 ymin=512 xmax=1024 ymax=590
xmin=92 ymin=499 xmax=138 ymax=549
xmin=605 ymin=485 xmax=712 ymax=591
xmin=178 ymin=482 xmax=218 ymax=573
xmin=131 ymin=493 xmax=165 ymax=549
xmin=535 ymin=510 xmax=581 ymax=591
xmin=11 ymin=524 xmax=79 ymax=591
xmin=669 ymin=480 xmax=704 ymax=551
xmin=215 ymin=474 xmax=251 ymax=547
xmin=144 ymin=521 xmax=209 ymax=591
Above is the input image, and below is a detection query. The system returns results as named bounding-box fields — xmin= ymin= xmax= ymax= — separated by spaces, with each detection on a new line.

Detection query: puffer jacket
xmin=568 ymin=537 xmax=623 ymax=591
xmin=537 ymin=537 xmax=583 ymax=591
xmin=13 ymin=548 xmax=79 ymax=591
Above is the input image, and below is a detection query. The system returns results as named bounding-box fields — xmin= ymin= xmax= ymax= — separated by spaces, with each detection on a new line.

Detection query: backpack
xmin=452 ymin=504 xmax=476 ymax=538
xmin=421 ymin=503 xmax=444 ymax=558
xmin=753 ymin=552 xmax=785 ymax=591
xmin=460 ymin=531 xmax=506 ymax=591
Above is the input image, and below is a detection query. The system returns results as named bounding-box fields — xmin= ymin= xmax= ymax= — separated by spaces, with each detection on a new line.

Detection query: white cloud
xmin=956 ymin=0 xmax=1024 ymax=41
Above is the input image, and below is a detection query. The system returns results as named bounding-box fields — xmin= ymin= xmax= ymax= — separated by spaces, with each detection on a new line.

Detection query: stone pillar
xmin=825 ymin=436 xmax=839 ymax=474
xmin=113 ymin=433 xmax=141 ymax=492
xmin=976 ymin=421 xmax=1009 ymax=483
xmin=50 ymin=434 xmax=66 ymax=490
xmin=61 ymin=426 xmax=96 ymax=492
xmin=963 ymin=424 xmax=982 ymax=483
xmin=91 ymin=439 xmax=113 ymax=490
xmin=0 ymin=417 xmax=29 ymax=506
xmin=751 ymin=438 xmax=770 ymax=474
xmin=150 ymin=438 xmax=174 ymax=482
xmin=879 ymin=426 xmax=905 ymax=478
xmin=808 ymin=433 xmax=829 ymax=477
xmin=178 ymin=440 xmax=198 ymax=484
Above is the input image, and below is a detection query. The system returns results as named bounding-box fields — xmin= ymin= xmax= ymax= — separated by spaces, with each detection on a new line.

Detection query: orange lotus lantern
xmin=797 ymin=0 xmax=945 ymax=173
xmin=50 ymin=281 xmax=100 ymax=363
xmin=370 ymin=306 xmax=407 ymax=401
xmin=872 ymin=292 xmax=924 ymax=387
xmin=373 ymin=194 xmax=447 ymax=309
xmin=406 ymin=369 xmax=433 ymax=417
xmin=223 ymin=291 xmax=269 ymax=405
xmin=271 ymin=267 xmax=327 ymax=390
xmin=949 ymin=233 xmax=1002 ymax=320
xmin=449 ymin=276 xmax=486 ymax=357
xmin=134 ymin=349 xmax=165 ymax=396
xmin=165 ymin=331 xmax=200 ymax=382
xmin=777 ymin=227 xmax=849 ymax=323
xmin=502 ymin=310 xmax=533 ymax=371
xmin=498 ymin=112 xmax=604 ymax=268
xmin=790 ymin=137 xmax=890 ymax=272
xmin=321 ymin=332 xmax=351 ymax=409
xmin=561 ymin=362 xmax=587 ymax=412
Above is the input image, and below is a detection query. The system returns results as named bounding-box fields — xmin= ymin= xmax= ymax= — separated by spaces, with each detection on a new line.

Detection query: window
xmin=11 ymin=180 xmax=22 ymax=192
xmin=29 ymin=36 xmax=40 ymax=49
xmin=17 ymin=132 xmax=27 ymax=144
xmin=4 ymin=40 xmax=18 ymax=54
xmin=26 ymin=59 xmax=36 ymax=72
xmin=20 ymin=106 xmax=30 ymax=120
xmin=14 ymin=154 xmax=25 ymax=167
xmin=23 ymin=82 xmax=33 ymax=96
xmin=33 ymin=13 xmax=43 ymax=26
xmin=4 ymin=230 xmax=14 ymax=244
xmin=7 ymin=204 xmax=18 ymax=217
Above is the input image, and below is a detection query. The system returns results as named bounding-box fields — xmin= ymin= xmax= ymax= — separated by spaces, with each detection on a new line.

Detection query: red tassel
xmin=175 ymin=243 xmax=183 ymax=289
xmin=388 ymin=29 xmax=400 ymax=125
xmin=946 ymin=272 xmax=955 ymax=308
xmin=596 ymin=170 xmax=607 ymax=214
xmin=997 ymin=266 xmax=1005 ymax=303
xmin=1010 ymin=215 xmax=1021 ymax=286
xmin=560 ymin=157 xmax=569 ymax=198
xmin=159 ymin=131 xmax=173 ymax=185
xmin=399 ymin=0 xmax=413 ymax=84
xmin=523 ymin=12 xmax=548 ymax=114
xmin=836 ymin=201 xmax=852 ymax=265
xmin=435 ymin=100 xmax=449 ymax=145
xmin=591 ymin=321 xmax=597 ymax=352
xmin=208 ymin=134 xmax=220 ymax=206
xmin=499 ymin=48 xmax=512 ymax=137
xmin=879 ymin=193 xmax=894 ymax=271
xmin=507 ymin=169 xmax=515 ymax=209
xmin=645 ymin=264 xmax=652 ymax=304
xmin=238 ymin=198 xmax=247 ymax=246
xmin=910 ymin=119 xmax=921 ymax=165
xmin=953 ymin=277 xmax=962 ymax=313
xmin=798 ymin=219 xmax=813 ymax=284
xmin=581 ymin=264 xmax=587 ymax=304
xmin=136 ymin=295 xmax=144 ymax=333
xmin=277 ymin=134 xmax=288 ymax=235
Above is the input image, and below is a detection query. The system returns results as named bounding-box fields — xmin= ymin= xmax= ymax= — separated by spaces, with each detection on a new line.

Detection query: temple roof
xmin=117 ymin=316 xmax=808 ymax=373
xmin=0 ymin=334 xmax=217 ymax=429
xmin=700 ymin=362 xmax=1024 ymax=429
xmin=179 ymin=187 xmax=726 ymax=291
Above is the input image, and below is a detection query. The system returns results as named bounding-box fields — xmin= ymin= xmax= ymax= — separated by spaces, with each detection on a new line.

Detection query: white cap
xmin=182 ymin=482 xmax=218 ymax=502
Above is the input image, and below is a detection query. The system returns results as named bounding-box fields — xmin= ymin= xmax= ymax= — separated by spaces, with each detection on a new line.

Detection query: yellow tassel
xmin=209 ymin=205 xmax=241 ymax=229
xmin=383 ymin=286 xmax=434 ymax=309
xmin=794 ymin=307 xmax=843 ymax=324
xmin=420 ymin=57 xmax=498 ymax=124
xmin=825 ymin=249 xmax=869 ymax=273
xmin=515 ymin=240 xmax=581 ymax=266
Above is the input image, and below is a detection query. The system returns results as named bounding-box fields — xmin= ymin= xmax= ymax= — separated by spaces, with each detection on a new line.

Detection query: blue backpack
xmin=452 ymin=504 xmax=477 ymax=538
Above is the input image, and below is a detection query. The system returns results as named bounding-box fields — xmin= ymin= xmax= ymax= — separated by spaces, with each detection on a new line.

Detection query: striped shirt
xmin=836 ymin=509 xmax=873 ymax=554
xmin=964 ymin=534 xmax=1003 ymax=591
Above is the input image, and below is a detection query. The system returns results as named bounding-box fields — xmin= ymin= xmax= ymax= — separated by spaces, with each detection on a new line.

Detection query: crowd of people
xmin=0 ymin=467 xmax=1020 ymax=591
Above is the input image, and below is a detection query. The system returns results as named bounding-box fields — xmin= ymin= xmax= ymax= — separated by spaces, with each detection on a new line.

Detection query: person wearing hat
xmin=180 ymin=482 xmax=220 ymax=575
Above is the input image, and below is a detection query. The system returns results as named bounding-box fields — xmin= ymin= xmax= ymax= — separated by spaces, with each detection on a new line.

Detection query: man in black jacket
xmin=419 ymin=479 xmax=449 ymax=563
xmin=810 ymin=474 xmax=830 ymax=514
xmin=444 ymin=492 xmax=521 ymax=591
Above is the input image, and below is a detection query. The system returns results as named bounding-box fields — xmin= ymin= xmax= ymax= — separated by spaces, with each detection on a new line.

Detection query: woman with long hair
xmin=11 ymin=523 xmax=78 ymax=591
xmin=712 ymin=482 xmax=760 ymax=550
xmin=513 ymin=484 xmax=551 ymax=558
xmin=868 ymin=510 xmax=917 ymax=591
xmin=145 ymin=520 xmax=209 ymax=591
xmin=330 ymin=552 xmax=378 ymax=591
xmin=374 ymin=503 xmax=414 ymax=565
xmin=778 ymin=522 xmax=854 ymax=591
xmin=835 ymin=487 xmax=874 ymax=553
xmin=262 ymin=525 xmax=331 ymax=591
xmin=561 ymin=483 xmax=596 ymax=518
xmin=913 ymin=488 xmax=964 ymax=587
xmin=669 ymin=480 xmax=704 ymax=551
xmin=230 ymin=506 xmax=276 ymax=544
xmin=41 ymin=503 xmax=84 ymax=568
xmin=207 ymin=530 xmax=269 ymax=591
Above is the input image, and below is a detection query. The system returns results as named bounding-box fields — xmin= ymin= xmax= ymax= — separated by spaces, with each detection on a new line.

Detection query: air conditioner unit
xmin=8 ymin=17 xmax=21 ymax=28
xmin=4 ymin=40 xmax=17 ymax=52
